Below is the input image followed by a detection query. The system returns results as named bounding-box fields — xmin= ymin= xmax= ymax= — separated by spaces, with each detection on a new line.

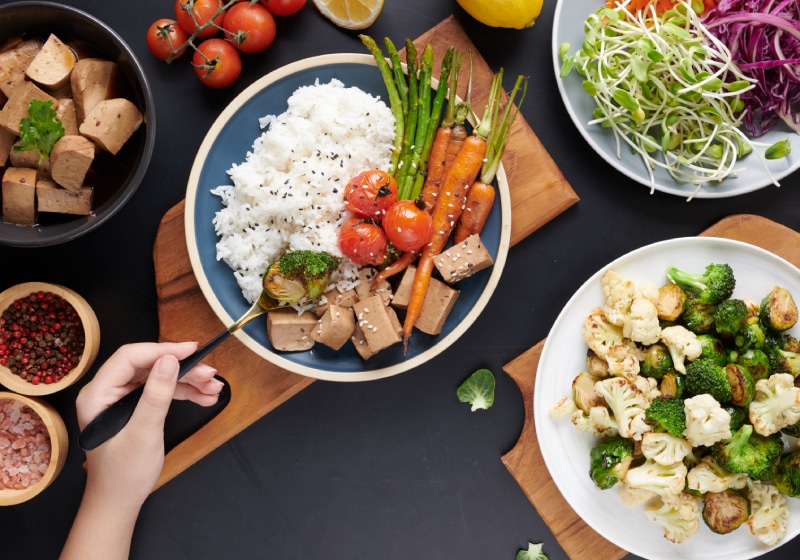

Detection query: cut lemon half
xmin=312 ymin=0 xmax=383 ymax=30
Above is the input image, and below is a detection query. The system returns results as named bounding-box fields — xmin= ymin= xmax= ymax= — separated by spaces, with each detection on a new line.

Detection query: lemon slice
xmin=456 ymin=0 xmax=542 ymax=29
xmin=312 ymin=0 xmax=383 ymax=30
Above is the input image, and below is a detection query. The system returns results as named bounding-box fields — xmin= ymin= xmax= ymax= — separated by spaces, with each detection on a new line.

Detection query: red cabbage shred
xmin=703 ymin=0 xmax=800 ymax=136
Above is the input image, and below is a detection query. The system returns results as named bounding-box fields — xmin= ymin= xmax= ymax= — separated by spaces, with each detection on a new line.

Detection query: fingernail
xmin=196 ymin=363 xmax=218 ymax=376
xmin=155 ymin=355 xmax=179 ymax=378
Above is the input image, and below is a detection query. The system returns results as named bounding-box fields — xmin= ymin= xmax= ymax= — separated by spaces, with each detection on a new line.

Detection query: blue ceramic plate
xmin=185 ymin=54 xmax=511 ymax=382
xmin=552 ymin=0 xmax=800 ymax=199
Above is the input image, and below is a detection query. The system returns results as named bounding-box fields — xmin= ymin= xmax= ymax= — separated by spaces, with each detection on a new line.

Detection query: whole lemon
xmin=456 ymin=0 xmax=543 ymax=29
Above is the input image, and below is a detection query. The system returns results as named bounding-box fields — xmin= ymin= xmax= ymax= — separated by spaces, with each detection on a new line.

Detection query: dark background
xmin=1 ymin=0 xmax=799 ymax=558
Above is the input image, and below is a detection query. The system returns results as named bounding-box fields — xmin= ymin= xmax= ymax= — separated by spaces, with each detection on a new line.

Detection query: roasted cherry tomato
xmin=260 ymin=0 xmax=306 ymax=17
xmin=223 ymin=2 xmax=276 ymax=54
xmin=343 ymin=170 xmax=398 ymax=221
xmin=382 ymin=200 xmax=433 ymax=253
xmin=192 ymin=38 xmax=242 ymax=88
xmin=174 ymin=0 xmax=226 ymax=38
xmin=146 ymin=19 xmax=188 ymax=61
xmin=338 ymin=218 xmax=387 ymax=266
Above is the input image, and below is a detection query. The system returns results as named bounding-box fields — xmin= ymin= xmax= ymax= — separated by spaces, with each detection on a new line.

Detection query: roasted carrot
xmin=452 ymin=73 xmax=527 ymax=243
xmin=370 ymin=249 xmax=417 ymax=290
xmin=452 ymin=180 xmax=495 ymax=244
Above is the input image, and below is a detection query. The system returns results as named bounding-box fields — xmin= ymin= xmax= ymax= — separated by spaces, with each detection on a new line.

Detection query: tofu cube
xmin=434 ymin=234 xmax=494 ymax=283
xmin=354 ymin=267 xmax=392 ymax=306
xmin=391 ymin=266 xmax=460 ymax=335
xmin=312 ymin=304 xmax=355 ymax=351
xmin=0 ymin=127 xmax=14 ymax=167
xmin=266 ymin=308 xmax=318 ymax=352
xmin=78 ymin=97 xmax=142 ymax=155
xmin=2 ymin=166 xmax=37 ymax=225
xmin=9 ymin=140 xmax=51 ymax=180
xmin=350 ymin=323 xmax=374 ymax=361
xmin=0 ymin=80 xmax=57 ymax=135
xmin=353 ymin=295 xmax=402 ymax=354
xmin=36 ymin=179 xmax=93 ymax=215
xmin=55 ymin=98 xmax=80 ymax=136
xmin=315 ymin=287 xmax=357 ymax=317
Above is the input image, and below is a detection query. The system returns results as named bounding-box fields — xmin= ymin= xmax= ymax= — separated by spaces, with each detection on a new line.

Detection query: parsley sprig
xmin=14 ymin=99 xmax=65 ymax=165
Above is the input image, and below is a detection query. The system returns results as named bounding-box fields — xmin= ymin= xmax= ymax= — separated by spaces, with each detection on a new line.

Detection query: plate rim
xmin=550 ymin=0 xmax=800 ymax=199
xmin=184 ymin=53 xmax=511 ymax=382
xmin=533 ymin=236 xmax=800 ymax=559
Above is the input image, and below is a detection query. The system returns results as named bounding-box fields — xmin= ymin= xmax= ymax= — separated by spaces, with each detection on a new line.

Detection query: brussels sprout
xmin=702 ymin=489 xmax=750 ymax=534
xmin=586 ymin=349 xmax=609 ymax=378
xmin=640 ymin=344 xmax=673 ymax=379
xmin=760 ymin=285 xmax=799 ymax=333
xmin=725 ymin=363 xmax=755 ymax=407
xmin=660 ymin=372 xmax=685 ymax=400
xmin=656 ymin=283 xmax=686 ymax=322
xmin=572 ymin=371 xmax=604 ymax=414
xmin=589 ymin=436 xmax=634 ymax=489
xmin=775 ymin=451 xmax=800 ymax=497
xmin=697 ymin=334 xmax=727 ymax=367
xmin=735 ymin=349 xmax=771 ymax=381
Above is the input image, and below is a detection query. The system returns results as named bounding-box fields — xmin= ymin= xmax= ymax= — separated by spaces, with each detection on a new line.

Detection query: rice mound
xmin=212 ymin=78 xmax=395 ymax=304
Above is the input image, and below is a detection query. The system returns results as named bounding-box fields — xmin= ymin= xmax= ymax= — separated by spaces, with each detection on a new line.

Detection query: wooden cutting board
xmin=501 ymin=214 xmax=800 ymax=560
xmin=150 ymin=15 xmax=578 ymax=490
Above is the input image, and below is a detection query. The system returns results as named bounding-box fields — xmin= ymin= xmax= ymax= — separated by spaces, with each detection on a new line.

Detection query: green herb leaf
xmin=13 ymin=99 xmax=65 ymax=165
xmin=516 ymin=542 xmax=548 ymax=560
xmin=456 ymin=368 xmax=495 ymax=412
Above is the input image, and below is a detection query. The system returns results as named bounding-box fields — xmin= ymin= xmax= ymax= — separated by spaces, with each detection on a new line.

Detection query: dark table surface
xmin=1 ymin=0 xmax=799 ymax=558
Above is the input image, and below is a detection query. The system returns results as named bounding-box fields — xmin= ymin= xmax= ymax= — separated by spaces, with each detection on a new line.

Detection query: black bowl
xmin=0 ymin=1 xmax=155 ymax=247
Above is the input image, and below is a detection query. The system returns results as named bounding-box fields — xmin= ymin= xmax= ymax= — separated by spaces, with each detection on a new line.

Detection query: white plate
xmin=551 ymin=0 xmax=800 ymax=198
xmin=534 ymin=237 xmax=800 ymax=559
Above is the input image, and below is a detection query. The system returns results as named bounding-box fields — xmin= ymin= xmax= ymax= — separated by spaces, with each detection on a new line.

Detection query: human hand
xmin=75 ymin=342 xmax=223 ymax=511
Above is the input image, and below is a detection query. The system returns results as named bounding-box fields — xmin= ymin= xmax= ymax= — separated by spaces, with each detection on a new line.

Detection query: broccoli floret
xmin=645 ymin=397 xmax=686 ymax=438
xmin=712 ymin=423 xmax=783 ymax=481
xmin=263 ymin=250 xmax=339 ymax=302
xmin=712 ymin=299 xmax=749 ymax=340
xmin=696 ymin=334 xmax=727 ymax=367
xmin=774 ymin=451 xmax=800 ymax=497
xmin=685 ymin=358 xmax=732 ymax=403
xmin=666 ymin=263 xmax=735 ymax=306
xmin=680 ymin=296 xmax=717 ymax=335
xmin=589 ymin=436 xmax=634 ymax=489
xmin=640 ymin=343 xmax=673 ymax=379
xmin=760 ymin=285 xmax=799 ymax=333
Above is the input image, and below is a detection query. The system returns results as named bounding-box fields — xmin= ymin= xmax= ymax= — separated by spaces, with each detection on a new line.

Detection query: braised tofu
xmin=0 ymin=39 xmax=42 ymax=98
xmin=350 ymin=323 xmax=374 ymax=360
xmin=0 ymin=127 xmax=14 ymax=166
xmin=391 ymin=265 xmax=460 ymax=335
xmin=434 ymin=234 xmax=494 ymax=283
xmin=0 ymin=80 xmax=57 ymax=135
xmin=36 ymin=179 xmax=92 ymax=215
xmin=353 ymin=295 xmax=402 ymax=353
xmin=315 ymin=287 xmax=357 ymax=317
xmin=312 ymin=304 xmax=355 ymax=351
xmin=25 ymin=34 xmax=76 ymax=90
xmin=354 ymin=267 xmax=392 ymax=306
xmin=2 ymin=167 xmax=37 ymax=225
xmin=266 ymin=308 xmax=318 ymax=352
xmin=55 ymin=98 xmax=79 ymax=136
xmin=78 ymin=97 xmax=142 ymax=155
xmin=70 ymin=58 xmax=121 ymax=124
xmin=9 ymin=141 xmax=51 ymax=180
xmin=49 ymin=134 xmax=95 ymax=191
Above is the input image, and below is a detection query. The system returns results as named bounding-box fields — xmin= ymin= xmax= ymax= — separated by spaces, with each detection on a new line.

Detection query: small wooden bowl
xmin=0 ymin=392 xmax=68 ymax=505
xmin=0 ymin=282 xmax=100 ymax=396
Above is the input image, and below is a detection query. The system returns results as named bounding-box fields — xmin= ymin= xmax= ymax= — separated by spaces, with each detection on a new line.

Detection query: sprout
xmin=456 ymin=369 xmax=495 ymax=412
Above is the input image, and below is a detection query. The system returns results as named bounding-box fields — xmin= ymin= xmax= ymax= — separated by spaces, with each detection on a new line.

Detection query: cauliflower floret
xmin=686 ymin=455 xmax=749 ymax=494
xmin=683 ymin=394 xmax=732 ymax=447
xmin=640 ymin=432 xmax=693 ymax=466
xmin=749 ymin=373 xmax=800 ymax=436
xmin=632 ymin=374 xmax=660 ymax=401
xmin=618 ymin=478 xmax=657 ymax=508
xmin=644 ymin=492 xmax=701 ymax=543
xmin=747 ymin=479 xmax=789 ymax=546
xmin=582 ymin=307 xmax=625 ymax=359
xmin=605 ymin=344 xmax=640 ymax=380
xmin=660 ymin=325 xmax=702 ymax=374
xmin=601 ymin=270 xmax=661 ymax=345
xmin=624 ymin=458 xmax=688 ymax=497
xmin=571 ymin=406 xmax=619 ymax=437
xmin=548 ymin=395 xmax=577 ymax=419
xmin=624 ymin=297 xmax=661 ymax=346
xmin=594 ymin=377 xmax=652 ymax=440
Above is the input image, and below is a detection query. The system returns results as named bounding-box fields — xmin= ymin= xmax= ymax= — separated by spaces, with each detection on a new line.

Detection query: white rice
xmin=211 ymin=78 xmax=395 ymax=305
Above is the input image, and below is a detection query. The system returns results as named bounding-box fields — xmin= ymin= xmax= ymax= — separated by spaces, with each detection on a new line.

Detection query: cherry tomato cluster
xmin=145 ymin=0 xmax=306 ymax=88
xmin=338 ymin=170 xmax=433 ymax=266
